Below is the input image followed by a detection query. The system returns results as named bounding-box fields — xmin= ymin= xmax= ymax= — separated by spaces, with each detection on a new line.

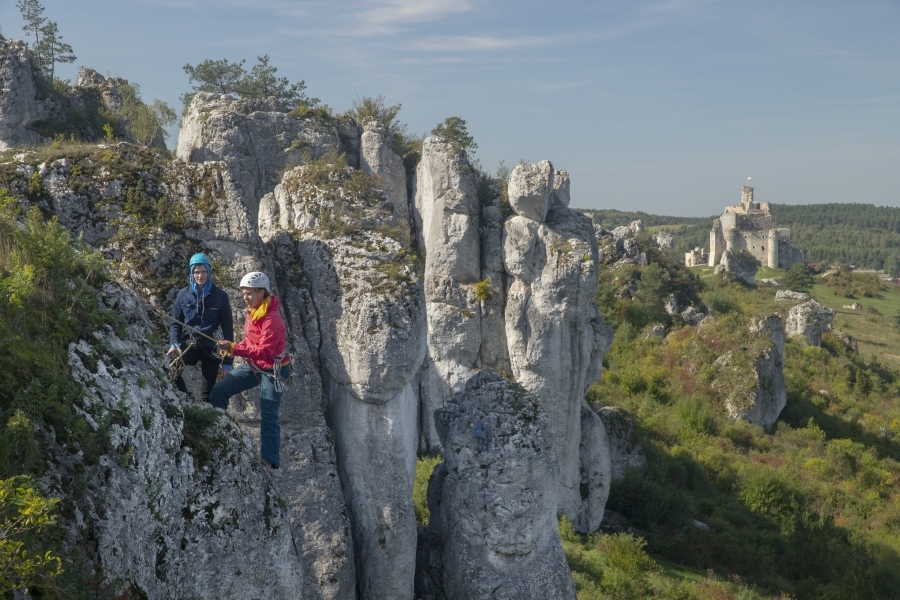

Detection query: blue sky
xmin=2 ymin=0 xmax=898 ymax=216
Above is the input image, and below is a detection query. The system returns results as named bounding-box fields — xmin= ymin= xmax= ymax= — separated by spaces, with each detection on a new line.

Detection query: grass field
xmin=811 ymin=279 xmax=900 ymax=370
xmin=688 ymin=266 xmax=900 ymax=370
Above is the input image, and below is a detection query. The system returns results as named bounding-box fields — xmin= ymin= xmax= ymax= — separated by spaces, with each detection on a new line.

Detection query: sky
xmin=2 ymin=0 xmax=898 ymax=216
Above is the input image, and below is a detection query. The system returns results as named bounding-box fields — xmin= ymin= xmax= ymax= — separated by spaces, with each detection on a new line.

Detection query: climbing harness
xmin=247 ymin=350 xmax=292 ymax=392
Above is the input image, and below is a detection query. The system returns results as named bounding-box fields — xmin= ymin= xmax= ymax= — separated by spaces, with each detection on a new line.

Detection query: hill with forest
xmin=584 ymin=203 xmax=900 ymax=276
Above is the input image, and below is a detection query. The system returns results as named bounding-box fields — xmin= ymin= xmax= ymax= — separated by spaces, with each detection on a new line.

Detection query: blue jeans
xmin=209 ymin=363 xmax=289 ymax=468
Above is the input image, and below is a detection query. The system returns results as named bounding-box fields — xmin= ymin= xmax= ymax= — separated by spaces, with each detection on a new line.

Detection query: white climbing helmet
xmin=239 ymin=271 xmax=271 ymax=292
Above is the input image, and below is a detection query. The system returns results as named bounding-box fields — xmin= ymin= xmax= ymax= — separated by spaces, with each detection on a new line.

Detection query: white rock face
xmin=503 ymin=199 xmax=614 ymax=528
xmin=577 ymin=402 xmax=612 ymax=533
xmin=551 ymin=168 xmax=571 ymax=207
xmin=359 ymin=120 xmax=410 ymax=242
xmin=425 ymin=370 xmax=577 ymax=600
xmin=597 ymin=406 xmax=647 ymax=480
xmin=176 ymin=92 xmax=343 ymax=221
xmin=59 ymin=283 xmax=307 ymax=598
xmin=653 ymin=230 xmax=674 ymax=250
xmin=716 ymin=249 xmax=758 ymax=285
xmin=786 ymin=300 xmax=835 ymax=347
xmin=718 ymin=315 xmax=787 ymax=428
xmin=507 ymin=160 xmax=554 ymax=222
xmin=414 ymin=137 xmax=483 ymax=452
xmin=258 ymin=160 xmax=425 ymax=599
xmin=776 ymin=290 xmax=810 ymax=301
xmin=10 ymin=145 xmax=357 ymax=599
xmin=0 ymin=39 xmax=49 ymax=149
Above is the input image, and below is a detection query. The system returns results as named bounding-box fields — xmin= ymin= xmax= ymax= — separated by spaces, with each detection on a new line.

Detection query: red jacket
xmin=233 ymin=295 xmax=290 ymax=371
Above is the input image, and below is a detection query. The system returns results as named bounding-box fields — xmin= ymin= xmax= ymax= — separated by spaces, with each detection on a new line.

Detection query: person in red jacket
xmin=211 ymin=271 xmax=291 ymax=472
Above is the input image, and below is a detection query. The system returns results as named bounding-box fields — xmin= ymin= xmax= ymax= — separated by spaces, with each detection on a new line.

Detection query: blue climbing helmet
xmin=188 ymin=253 xmax=213 ymax=296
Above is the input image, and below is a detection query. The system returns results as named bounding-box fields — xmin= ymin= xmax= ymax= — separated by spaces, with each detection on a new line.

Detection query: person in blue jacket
xmin=167 ymin=253 xmax=234 ymax=403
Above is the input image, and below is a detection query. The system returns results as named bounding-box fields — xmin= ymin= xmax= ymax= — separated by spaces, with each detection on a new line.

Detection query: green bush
xmin=413 ymin=455 xmax=442 ymax=526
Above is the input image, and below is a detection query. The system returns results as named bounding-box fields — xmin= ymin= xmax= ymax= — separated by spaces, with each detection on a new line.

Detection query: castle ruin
xmin=686 ymin=186 xmax=804 ymax=269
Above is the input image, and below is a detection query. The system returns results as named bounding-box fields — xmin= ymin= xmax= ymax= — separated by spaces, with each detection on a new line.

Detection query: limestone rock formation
xmin=653 ymin=230 xmax=674 ymax=250
xmin=4 ymin=144 xmax=357 ymax=599
xmin=715 ymin=249 xmax=758 ymax=285
xmin=58 ymin=282 xmax=307 ymax=598
xmin=359 ymin=120 xmax=409 ymax=242
xmin=414 ymin=137 xmax=483 ymax=453
xmin=425 ymin=370 xmax=577 ymax=600
xmin=716 ymin=315 xmax=786 ymax=428
xmin=176 ymin=92 xmax=343 ymax=221
xmin=0 ymin=39 xmax=50 ymax=149
xmin=577 ymin=402 xmax=612 ymax=532
xmin=508 ymin=160 xmax=554 ymax=222
xmin=596 ymin=406 xmax=647 ymax=480
xmin=503 ymin=189 xmax=614 ymax=530
xmin=776 ymin=290 xmax=810 ymax=301
xmin=785 ymin=300 xmax=835 ymax=346
xmin=598 ymin=219 xmax=647 ymax=267
xmin=258 ymin=159 xmax=425 ymax=600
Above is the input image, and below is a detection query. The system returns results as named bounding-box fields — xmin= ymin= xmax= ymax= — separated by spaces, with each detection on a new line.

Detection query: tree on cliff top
xmin=16 ymin=0 xmax=76 ymax=83
xmin=182 ymin=55 xmax=316 ymax=110
xmin=36 ymin=20 xmax=75 ymax=84
xmin=431 ymin=116 xmax=478 ymax=154
xmin=16 ymin=0 xmax=46 ymax=61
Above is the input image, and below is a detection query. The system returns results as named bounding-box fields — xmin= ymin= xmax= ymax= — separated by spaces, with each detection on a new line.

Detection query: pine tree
xmin=15 ymin=0 xmax=46 ymax=66
xmin=36 ymin=21 xmax=75 ymax=83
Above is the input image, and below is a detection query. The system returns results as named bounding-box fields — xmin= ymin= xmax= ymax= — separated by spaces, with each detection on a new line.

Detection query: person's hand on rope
xmin=166 ymin=345 xmax=182 ymax=358
xmin=216 ymin=339 xmax=234 ymax=354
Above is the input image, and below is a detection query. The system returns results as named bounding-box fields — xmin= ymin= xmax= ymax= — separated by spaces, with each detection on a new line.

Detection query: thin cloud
xmin=411 ymin=35 xmax=547 ymax=52
xmin=358 ymin=0 xmax=473 ymax=27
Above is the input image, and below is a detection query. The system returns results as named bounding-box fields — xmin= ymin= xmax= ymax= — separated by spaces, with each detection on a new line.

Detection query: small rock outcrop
xmin=0 ymin=39 xmax=50 ymax=149
xmin=786 ymin=300 xmax=835 ymax=346
xmin=424 ymin=370 xmax=577 ymax=600
xmin=716 ymin=315 xmax=786 ymax=428
xmin=596 ymin=219 xmax=648 ymax=267
xmin=507 ymin=160 xmax=554 ymax=222
xmin=715 ymin=249 xmax=758 ymax=285
xmin=653 ymin=230 xmax=674 ymax=250
xmin=596 ymin=406 xmax=647 ymax=480
xmin=776 ymin=290 xmax=810 ymax=301
xmin=176 ymin=92 xmax=343 ymax=221
xmin=359 ymin=120 xmax=409 ymax=241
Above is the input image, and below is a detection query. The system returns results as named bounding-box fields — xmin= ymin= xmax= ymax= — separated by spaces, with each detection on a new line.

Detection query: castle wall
xmin=706 ymin=186 xmax=804 ymax=270
xmin=733 ymin=213 xmax=774 ymax=231
xmin=723 ymin=230 xmax=771 ymax=267
xmin=778 ymin=237 xmax=804 ymax=270
xmin=709 ymin=219 xmax=725 ymax=266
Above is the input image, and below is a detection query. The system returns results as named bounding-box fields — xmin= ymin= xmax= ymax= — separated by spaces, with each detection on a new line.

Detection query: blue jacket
xmin=170 ymin=283 xmax=234 ymax=366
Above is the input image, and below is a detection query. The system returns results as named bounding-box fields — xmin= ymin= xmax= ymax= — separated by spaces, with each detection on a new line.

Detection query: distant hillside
xmin=584 ymin=204 xmax=900 ymax=275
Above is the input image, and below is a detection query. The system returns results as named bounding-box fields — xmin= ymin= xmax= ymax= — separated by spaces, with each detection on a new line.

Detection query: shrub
xmin=0 ymin=475 xmax=63 ymax=591
xmin=413 ymin=455 xmax=442 ymax=526
xmin=473 ymin=277 xmax=492 ymax=301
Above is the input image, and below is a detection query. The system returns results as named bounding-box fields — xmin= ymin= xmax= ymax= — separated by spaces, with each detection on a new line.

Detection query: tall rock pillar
xmin=502 ymin=161 xmax=614 ymax=530
xmin=414 ymin=137 xmax=483 ymax=453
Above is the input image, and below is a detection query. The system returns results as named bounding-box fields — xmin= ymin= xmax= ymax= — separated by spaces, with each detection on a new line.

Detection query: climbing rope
xmin=151 ymin=304 xmax=227 ymax=401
